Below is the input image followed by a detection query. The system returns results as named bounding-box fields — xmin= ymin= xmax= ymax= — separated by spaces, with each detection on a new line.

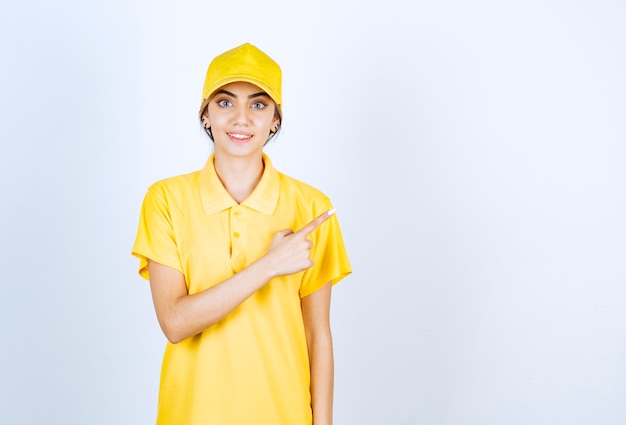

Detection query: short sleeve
xmin=131 ymin=183 xmax=183 ymax=280
xmin=299 ymin=207 xmax=352 ymax=298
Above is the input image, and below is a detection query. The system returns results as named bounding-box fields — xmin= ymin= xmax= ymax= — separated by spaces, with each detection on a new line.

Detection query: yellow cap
xmin=201 ymin=43 xmax=282 ymax=111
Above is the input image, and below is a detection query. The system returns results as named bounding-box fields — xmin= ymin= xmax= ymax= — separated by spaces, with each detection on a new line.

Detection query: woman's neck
xmin=213 ymin=153 xmax=264 ymax=204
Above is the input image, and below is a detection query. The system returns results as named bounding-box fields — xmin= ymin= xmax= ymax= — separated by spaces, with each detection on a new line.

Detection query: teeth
xmin=230 ymin=134 xmax=250 ymax=139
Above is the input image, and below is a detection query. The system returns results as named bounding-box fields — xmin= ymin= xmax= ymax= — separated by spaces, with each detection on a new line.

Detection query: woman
xmin=132 ymin=42 xmax=351 ymax=425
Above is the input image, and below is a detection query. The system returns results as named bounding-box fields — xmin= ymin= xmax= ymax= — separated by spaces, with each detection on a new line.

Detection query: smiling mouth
xmin=228 ymin=133 xmax=252 ymax=142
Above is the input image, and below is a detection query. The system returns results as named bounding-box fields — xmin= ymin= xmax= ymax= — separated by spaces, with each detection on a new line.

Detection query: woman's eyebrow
xmin=214 ymin=89 xmax=236 ymax=97
xmin=214 ymin=89 xmax=269 ymax=99
xmin=248 ymin=92 xmax=269 ymax=99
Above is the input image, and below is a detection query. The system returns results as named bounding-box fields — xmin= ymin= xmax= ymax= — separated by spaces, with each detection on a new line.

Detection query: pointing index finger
xmin=296 ymin=209 xmax=336 ymax=236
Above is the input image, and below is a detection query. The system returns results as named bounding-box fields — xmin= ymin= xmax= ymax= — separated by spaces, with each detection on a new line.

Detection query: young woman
xmin=132 ymin=43 xmax=351 ymax=425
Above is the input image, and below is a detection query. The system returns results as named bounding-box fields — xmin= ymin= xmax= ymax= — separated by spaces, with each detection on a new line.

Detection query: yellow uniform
xmin=132 ymin=153 xmax=351 ymax=424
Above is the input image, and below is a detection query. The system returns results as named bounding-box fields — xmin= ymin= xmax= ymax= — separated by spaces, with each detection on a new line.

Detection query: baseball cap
xmin=200 ymin=43 xmax=282 ymax=113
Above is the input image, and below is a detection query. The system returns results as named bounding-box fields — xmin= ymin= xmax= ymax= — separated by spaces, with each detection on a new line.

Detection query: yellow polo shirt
xmin=132 ymin=153 xmax=351 ymax=425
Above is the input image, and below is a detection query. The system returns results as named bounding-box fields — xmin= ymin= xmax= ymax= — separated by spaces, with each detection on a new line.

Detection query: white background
xmin=1 ymin=1 xmax=625 ymax=424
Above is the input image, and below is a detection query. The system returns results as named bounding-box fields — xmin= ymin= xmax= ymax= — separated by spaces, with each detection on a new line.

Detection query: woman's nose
xmin=232 ymin=104 xmax=250 ymax=124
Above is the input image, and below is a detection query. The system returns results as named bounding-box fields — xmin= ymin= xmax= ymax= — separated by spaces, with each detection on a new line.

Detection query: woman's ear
xmin=272 ymin=116 xmax=280 ymax=132
xmin=201 ymin=112 xmax=211 ymax=129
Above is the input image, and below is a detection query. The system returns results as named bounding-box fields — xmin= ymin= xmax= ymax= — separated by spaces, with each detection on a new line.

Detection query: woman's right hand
xmin=263 ymin=210 xmax=334 ymax=277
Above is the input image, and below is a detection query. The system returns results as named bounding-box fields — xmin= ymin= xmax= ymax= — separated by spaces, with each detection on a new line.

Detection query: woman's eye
xmin=251 ymin=101 xmax=266 ymax=110
xmin=217 ymin=99 xmax=232 ymax=107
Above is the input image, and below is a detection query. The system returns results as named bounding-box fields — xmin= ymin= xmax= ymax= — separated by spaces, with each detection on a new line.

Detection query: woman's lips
xmin=228 ymin=132 xmax=253 ymax=143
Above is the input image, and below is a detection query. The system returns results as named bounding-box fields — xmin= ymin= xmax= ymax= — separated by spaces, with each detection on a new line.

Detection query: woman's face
xmin=202 ymin=81 xmax=280 ymax=159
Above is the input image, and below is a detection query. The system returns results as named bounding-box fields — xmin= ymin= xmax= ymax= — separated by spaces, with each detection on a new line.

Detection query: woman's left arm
xmin=302 ymin=281 xmax=334 ymax=425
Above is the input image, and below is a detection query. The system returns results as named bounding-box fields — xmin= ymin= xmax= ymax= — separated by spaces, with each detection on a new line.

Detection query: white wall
xmin=1 ymin=1 xmax=625 ymax=424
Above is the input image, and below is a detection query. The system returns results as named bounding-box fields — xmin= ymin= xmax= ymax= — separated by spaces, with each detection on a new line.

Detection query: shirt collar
xmin=199 ymin=153 xmax=280 ymax=216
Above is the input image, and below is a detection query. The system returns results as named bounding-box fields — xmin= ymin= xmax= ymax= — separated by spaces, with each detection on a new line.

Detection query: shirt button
xmin=233 ymin=232 xmax=240 ymax=238
xmin=234 ymin=211 xmax=241 ymax=217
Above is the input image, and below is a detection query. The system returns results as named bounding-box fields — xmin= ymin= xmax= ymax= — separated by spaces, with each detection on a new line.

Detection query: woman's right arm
xmin=148 ymin=210 xmax=333 ymax=343
xmin=149 ymin=258 xmax=274 ymax=343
